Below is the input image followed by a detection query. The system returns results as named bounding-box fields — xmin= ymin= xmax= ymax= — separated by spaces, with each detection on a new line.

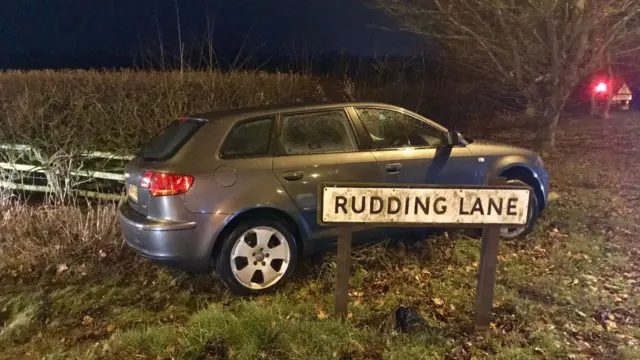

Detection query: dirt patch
xmin=196 ymin=339 xmax=229 ymax=360
xmin=517 ymin=286 xmax=557 ymax=306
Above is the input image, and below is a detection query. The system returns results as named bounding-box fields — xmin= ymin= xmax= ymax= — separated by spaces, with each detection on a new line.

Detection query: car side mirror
xmin=444 ymin=130 xmax=461 ymax=147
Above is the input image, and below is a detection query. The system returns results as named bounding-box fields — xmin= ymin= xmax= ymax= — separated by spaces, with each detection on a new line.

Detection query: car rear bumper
xmin=118 ymin=201 xmax=224 ymax=273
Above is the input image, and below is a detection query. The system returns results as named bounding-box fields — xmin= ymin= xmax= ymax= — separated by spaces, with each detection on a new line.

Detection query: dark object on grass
xmin=369 ymin=306 xmax=430 ymax=334
xmin=199 ymin=339 xmax=228 ymax=360
xmin=394 ymin=306 xmax=430 ymax=333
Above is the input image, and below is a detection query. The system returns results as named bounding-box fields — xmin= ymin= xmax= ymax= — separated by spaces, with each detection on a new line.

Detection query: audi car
xmin=119 ymin=102 xmax=549 ymax=295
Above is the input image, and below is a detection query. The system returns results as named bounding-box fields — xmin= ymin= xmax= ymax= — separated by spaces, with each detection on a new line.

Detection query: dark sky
xmin=0 ymin=0 xmax=425 ymax=69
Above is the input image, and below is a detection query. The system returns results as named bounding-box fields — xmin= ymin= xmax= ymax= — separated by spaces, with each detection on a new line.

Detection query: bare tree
xmin=371 ymin=0 xmax=640 ymax=156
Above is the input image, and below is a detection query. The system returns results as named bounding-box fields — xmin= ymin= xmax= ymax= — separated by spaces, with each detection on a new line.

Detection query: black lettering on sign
xmin=470 ymin=197 xmax=484 ymax=215
xmin=459 ymin=198 xmax=470 ymax=215
xmin=388 ymin=197 xmax=401 ymax=214
xmin=335 ymin=196 xmax=347 ymax=214
xmin=415 ymin=197 xmax=430 ymax=215
xmin=404 ymin=197 xmax=410 ymax=214
xmin=507 ymin=198 xmax=518 ymax=216
xmin=488 ymin=198 xmax=503 ymax=215
xmin=370 ymin=196 xmax=384 ymax=214
xmin=351 ymin=196 xmax=365 ymax=213
xmin=434 ymin=197 xmax=447 ymax=214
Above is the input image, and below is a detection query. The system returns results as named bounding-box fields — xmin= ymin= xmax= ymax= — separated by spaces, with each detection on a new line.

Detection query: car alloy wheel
xmin=216 ymin=218 xmax=298 ymax=295
xmin=230 ymin=226 xmax=291 ymax=289
xmin=499 ymin=179 xmax=539 ymax=240
xmin=500 ymin=222 xmax=528 ymax=239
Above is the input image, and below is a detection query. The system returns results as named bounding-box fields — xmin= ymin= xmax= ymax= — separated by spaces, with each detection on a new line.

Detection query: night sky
xmin=0 ymin=0 xmax=425 ymax=69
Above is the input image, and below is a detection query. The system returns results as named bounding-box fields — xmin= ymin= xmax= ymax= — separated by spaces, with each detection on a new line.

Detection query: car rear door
xmin=271 ymin=107 xmax=382 ymax=246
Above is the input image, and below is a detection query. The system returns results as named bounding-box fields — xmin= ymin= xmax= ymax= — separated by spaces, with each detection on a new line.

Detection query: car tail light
xmin=140 ymin=171 xmax=194 ymax=196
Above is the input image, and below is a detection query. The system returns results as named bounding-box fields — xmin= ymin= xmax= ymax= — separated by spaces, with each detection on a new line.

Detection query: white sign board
xmin=319 ymin=184 xmax=531 ymax=226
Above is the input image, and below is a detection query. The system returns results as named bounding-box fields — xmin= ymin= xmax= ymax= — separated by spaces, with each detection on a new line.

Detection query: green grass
xmin=2 ymin=113 xmax=640 ymax=359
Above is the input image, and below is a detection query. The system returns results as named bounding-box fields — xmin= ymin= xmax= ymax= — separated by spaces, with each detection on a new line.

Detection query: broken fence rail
xmin=0 ymin=143 xmax=134 ymax=201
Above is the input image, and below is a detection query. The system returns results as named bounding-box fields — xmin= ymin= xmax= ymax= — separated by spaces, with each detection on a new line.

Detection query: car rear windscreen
xmin=139 ymin=119 xmax=205 ymax=161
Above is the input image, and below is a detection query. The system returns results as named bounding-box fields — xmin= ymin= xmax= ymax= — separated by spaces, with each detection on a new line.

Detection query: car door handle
xmin=385 ymin=163 xmax=402 ymax=173
xmin=283 ymin=171 xmax=304 ymax=181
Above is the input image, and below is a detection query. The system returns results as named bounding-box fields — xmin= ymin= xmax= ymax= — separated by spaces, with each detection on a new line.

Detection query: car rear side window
xmin=221 ymin=118 xmax=273 ymax=158
xmin=139 ymin=119 xmax=205 ymax=161
xmin=276 ymin=110 xmax=358 ymax=155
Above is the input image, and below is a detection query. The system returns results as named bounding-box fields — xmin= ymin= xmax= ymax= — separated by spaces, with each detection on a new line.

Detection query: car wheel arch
xmin=209 ymin=207 xmax=307 ymax=265
xmin=498 ymin=164 xmax=545 ymax=211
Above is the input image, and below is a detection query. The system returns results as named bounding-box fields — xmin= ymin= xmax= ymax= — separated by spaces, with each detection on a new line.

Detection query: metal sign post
xmin=318 ymin=178 xmax=530 ymax=329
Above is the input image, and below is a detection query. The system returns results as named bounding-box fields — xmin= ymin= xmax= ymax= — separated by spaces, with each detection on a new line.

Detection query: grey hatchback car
xmin=119 ymin=101 xmax=549 ymax=295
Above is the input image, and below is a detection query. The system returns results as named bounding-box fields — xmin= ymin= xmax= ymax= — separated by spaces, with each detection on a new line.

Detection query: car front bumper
xmin=118 ymin=201 xmax=227 ymax=273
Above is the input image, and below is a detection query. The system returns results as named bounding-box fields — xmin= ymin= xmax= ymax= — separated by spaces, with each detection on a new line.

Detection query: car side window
xmin=276 ymin=110 xmax=359 ymax=155
xmin=355 ymin=108 xmax=446 ymax=150
xmin=221 ymin=117 xmax=273 ymax=158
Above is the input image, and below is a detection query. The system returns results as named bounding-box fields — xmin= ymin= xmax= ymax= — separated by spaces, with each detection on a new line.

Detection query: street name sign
xmin=319 ymin=183 xmax=531 ymax=227
xmin=318 ymin=179 xmax=533 ymax=331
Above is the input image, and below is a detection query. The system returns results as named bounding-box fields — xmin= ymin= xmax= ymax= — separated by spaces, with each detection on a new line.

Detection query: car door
xmin=350 ymin=106 xmax=482 ymax=237
xmin=271 ymin=108 xmax=383 ymax=249
xmin=351 ymin=106 xmax=480 ymax=186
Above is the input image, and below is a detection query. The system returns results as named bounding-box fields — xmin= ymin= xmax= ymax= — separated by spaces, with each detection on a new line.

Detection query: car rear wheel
xmin=499 ymin=179 xmax=540 ymax=240
xmin=216 ymin=218 xmax=298 ymax=295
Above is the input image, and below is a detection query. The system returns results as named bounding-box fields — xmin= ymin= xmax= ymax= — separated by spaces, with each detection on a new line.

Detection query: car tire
xmin=499 ymin=179 xmax=540 ymax=241
xmin=215 ymin=217 xmax=298 ymax=296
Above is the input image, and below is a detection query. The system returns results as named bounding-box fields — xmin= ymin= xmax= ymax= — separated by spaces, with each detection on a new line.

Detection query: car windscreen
xmin=139 ymin=119 xmax=205 ymax=161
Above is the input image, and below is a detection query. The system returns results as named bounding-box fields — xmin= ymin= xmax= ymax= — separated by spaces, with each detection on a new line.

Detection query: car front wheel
xmin=216 ymin=218 xmax=298 ymax=295
xmin=499 ymin=179 xmax=540 ymax=240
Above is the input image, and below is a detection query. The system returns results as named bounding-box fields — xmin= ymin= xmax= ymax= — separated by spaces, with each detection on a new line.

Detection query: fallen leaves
xmin=603 ymin=282 xmax=623 ymax=292
xmin=613 ymin=293 xmax=629 ymax=304
xmin=316 ymin=309 xmax=328 ymax=320
xmin=56 ymin=263 xmax=68 ymax=274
